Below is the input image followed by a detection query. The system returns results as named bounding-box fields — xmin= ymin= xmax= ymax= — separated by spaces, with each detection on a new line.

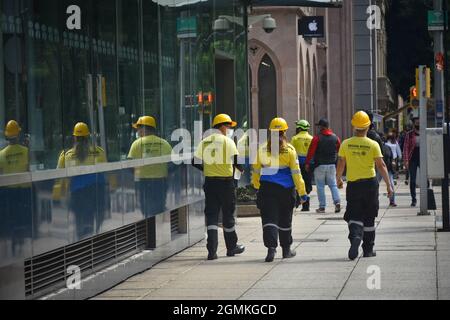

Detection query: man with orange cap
xmin=336 ymin=111 xmax=393 ymax=260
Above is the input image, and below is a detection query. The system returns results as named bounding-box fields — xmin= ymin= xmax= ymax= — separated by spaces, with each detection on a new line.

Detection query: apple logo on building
xmin=308 ymin=20 xmax=318 ymax=32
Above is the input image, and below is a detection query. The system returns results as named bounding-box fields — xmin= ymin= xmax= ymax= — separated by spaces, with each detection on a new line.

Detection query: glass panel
xmin=258 ymin=54 xmax=277 ymax=130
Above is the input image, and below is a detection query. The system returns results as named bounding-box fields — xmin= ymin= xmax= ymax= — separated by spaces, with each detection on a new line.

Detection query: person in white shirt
xmin=385 ymin=132 xmax=402 ymax=181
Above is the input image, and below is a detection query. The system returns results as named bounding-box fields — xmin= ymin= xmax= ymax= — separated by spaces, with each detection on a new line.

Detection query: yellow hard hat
xmin=351 ymin=111 xmax=371 ymax=129
xmin=132 ymin=116 xmax=156 ymax=129
xmin=5 ymin=120 xmax=21 ymax=138
xmin=73 ymin=122 xmax=90 ymax=137
xmin=269 ymin=118 xmax=289 ymax=131
xmin=212 ymin=114 xmax=237 ymax=128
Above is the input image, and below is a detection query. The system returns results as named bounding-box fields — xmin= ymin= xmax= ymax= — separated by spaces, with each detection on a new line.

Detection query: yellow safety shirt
xmin=128 ymin=135 xmax=173 ymax=179
xmin=0 ymin=144 xmax=30 ymax=188
xmin=338 ymin=136 xmax=383 ymax=182
xmin=194 ymin=133 xmax=238 ymax=178
xmin=252 ymin=143 xmax=306 ymax=196
xmin=57 ymin=146 xmax=107 ymax=168
xmin=291 ymin=131 xmax=313 ymax=157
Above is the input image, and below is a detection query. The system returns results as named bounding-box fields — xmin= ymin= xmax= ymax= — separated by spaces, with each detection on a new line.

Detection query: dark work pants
xmin=204 ymin=178 xmax=238 ymax=254
xmin=257 ymin=182 xmax=296 ymax=249
xmin=409 ymin=159 xmax=420 ymax=202
xmin=300 ymin=163 xmax=312 ymax=195
xmin=344 ymin=178 xmax=379 ymax=254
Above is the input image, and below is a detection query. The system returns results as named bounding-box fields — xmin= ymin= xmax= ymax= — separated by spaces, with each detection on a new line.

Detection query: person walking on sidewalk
xmin=252 ymin=118 xmax=308 ymax=262
xmin=291 ymin=120 xmax=313 ymax=211
xmin=336 ymin=111 xmax=393 ymax=260
xmin=192 ymin=114 xmax=245 ymax=261
xmin=305 ymin=118 xmax=341 ymax=213
xmin=381 ymin=137 xmax=397 ymax=207
xmin=403 ymin=117 xmax=421 ymax=207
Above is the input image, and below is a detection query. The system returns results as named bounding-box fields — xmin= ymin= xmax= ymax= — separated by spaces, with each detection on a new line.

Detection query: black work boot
xmin=362 ymin=230 xmax=376 ymax=258
xmin=348 ymin=238 xmax=361 ymax=261
xmin=207 ymin=252 xmax=218 ymax=260
xmin=227 ymin=244 xmax=245 ymax=257
xmin=282 ymin=247 xmax=297 ymax=259
xmin=265 ymin=248 xmax=276 ymax=262
xmin=301 ymin=201 xmax=310 ymax=212
xmin=363 ymin=251 xmax=377 ymax=258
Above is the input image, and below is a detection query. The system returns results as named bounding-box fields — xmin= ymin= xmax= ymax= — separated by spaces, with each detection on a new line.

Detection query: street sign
xmin=428 ymin=10 xmax=447 ymax=31
xmin=298 ymin=16 xmax=324 ymax=38
xmin=177 ymin=17 xmax=197 ymax=39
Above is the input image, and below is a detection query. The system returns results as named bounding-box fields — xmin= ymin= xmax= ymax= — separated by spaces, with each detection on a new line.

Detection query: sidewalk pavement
xmin=94 ymin=180 xmax=450 ymax=300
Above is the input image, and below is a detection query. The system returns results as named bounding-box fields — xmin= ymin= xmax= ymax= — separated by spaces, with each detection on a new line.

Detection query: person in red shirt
xmin=305 ymin=119 xmax=342 ymax=213
xmin=402 ymin=117 xmax=421 ymax=207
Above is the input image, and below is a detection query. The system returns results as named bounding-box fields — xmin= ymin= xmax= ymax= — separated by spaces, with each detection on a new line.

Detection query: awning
xmin=153 ymin=0 xmax=343 ymax=8
xmin=249 ymin=0 xmax=343 ymax=7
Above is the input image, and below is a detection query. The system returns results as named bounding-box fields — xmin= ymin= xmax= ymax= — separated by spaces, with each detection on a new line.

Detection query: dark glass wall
xmin=0 ymin=0 xmax=249 ymax=297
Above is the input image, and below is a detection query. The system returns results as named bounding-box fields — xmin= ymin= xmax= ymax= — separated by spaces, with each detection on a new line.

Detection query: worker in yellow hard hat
xmin=336 ymin=111 xmax=393 ymax=260
xmin=128 ymin=116 xmax=173 ymax=217
xmin=55 ymin=122 xmax=108 ymax=239
xmin=192 ymin=114 xmax=245 ymax=260
xmin=0 ymin=120 xmax=32 ymax=254
xmin=291 ymin=120 xmax=313 ymax=211
xmin=252 ymin=117 xmax=308 ymax=262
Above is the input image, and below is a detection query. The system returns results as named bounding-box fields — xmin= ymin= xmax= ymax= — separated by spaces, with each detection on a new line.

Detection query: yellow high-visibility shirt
xmin=0 ymin=144 xmax=29 ymax=174
xmin=291 ymin=131 xmax=313 ymax=157
xmin=53 ymin=145 xmax=106 ymax=199
xmin=194 ymin=133 xmax=238 ymax=178
xmin=252 ymin=142 xmax=306 ymax=196
xmin=57 ymin=146 xmax=107 ymax=168
xmin=338 ymin=136 xmax=383 ymax=182
xmin=0 ymin=144 xmax=30 ymax=188
xmin=128 ymin=135 xmax=173 ymax=179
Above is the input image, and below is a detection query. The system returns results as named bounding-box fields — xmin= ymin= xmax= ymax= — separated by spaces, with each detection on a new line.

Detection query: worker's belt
xmin=348 ymin=177 xmax=377 ymax=184
xmin=205 ymin=176 xmax=234 ymax=181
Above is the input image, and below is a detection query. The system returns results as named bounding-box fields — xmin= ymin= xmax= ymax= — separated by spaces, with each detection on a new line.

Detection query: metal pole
xmin=419 ymin=65 xmax=429 ymax=215
xmin=433 ymin=0 xmax=445 ymax=128
xmin=440 ymin=0 xmax=450 ymax=231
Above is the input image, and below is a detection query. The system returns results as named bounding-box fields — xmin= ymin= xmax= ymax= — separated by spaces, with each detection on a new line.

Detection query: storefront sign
xmin=298 ymin=16 xmax=324 ymax=38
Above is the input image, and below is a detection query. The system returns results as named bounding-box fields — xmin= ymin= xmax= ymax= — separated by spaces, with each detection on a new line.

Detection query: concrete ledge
xmin=237 ymin=203 xmax=260 ymax=217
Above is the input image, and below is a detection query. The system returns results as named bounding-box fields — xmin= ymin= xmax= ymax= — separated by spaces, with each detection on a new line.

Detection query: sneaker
xmin=389 ymin=202 xmax=398 ymax=207
xmin=265 ymin=248 xmax=276 ymax=262
xmin=348 ymin=238 xmax=361 ymax=261
xmin=335 ymin=204 xmax=341 ymax=213
xmin=316 ymin=208 xmax=326 ymax=213
xmin=226 ymin=244 xmax=245 ymax=257
xmin=411 ymin=200 xmax=417 ymax=207
xmin=405 ymin=180 xmax=409 ymax=185
xmin=363 ymin=251 xmax=377 ymax=258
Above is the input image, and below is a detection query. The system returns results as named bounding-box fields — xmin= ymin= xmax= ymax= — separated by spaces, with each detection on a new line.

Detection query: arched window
xmin=258 ymin=54 xmax=277 ymax=130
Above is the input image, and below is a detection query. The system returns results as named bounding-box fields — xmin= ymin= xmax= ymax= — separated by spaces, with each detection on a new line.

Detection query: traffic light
xmin=198 ymin=91 xmax=204 ymax=105
xmin=415 ymin=67 xmax=432 ymax=98
xmin=410 ymin=85 xmax=419 ymax=107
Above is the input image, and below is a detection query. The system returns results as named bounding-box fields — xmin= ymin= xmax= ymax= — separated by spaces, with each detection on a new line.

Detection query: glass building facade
xmin=0 ymin=0 xmax=249 ymax=299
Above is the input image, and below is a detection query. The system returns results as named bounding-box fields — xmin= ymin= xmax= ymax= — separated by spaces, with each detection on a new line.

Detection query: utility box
xmin=427 ymin=128 xmax=445 ymax=179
